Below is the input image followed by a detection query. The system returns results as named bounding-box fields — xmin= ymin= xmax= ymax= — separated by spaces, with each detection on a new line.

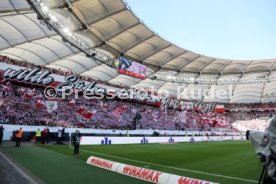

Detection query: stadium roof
xmin=0 ymin=0 xmax=276 ymax=103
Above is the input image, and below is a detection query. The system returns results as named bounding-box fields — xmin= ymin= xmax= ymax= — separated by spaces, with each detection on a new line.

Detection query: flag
xmin=215 ymin=105 xmax=225 ymax=113
xmin=45 ymin=101 xmax=58 ymax=113
xmin=83 ymin=110 xmax=97 ymax=120
xmin=36 ymin=100 xmax=45 ymax=108
xmin=68 ymin=99 xmax=76 ymax=106
xmin=112 ymin=106 xmax=128 ymax=118
xmin=77 ymin=107 xmax=86 ymax=116
xmin=19 ymin=88 xmax=26 ymax=93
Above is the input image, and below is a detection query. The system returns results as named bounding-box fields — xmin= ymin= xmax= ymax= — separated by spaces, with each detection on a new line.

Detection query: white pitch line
xmin=80 ymin=149 xmax=258 ymax=183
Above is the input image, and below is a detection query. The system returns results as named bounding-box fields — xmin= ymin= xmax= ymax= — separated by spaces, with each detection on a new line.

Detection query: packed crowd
xmin=0 ymin=81 xmax=235 ymax=131
xmin=224 ymin=102 xmax=276 ymax=109
xmin=232 ymin=118 xmax=270 ymax=132
xmin=0 ymin=83 xmax=274 ymax=131
xmin=228 ymin=111 xmax=274 ymax=122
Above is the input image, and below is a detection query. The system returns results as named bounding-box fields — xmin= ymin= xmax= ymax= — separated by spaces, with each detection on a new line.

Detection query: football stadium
xmin=0 ymin=0 xmax=275 ymax=184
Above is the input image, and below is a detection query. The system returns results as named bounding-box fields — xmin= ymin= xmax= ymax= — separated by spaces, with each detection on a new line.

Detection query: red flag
xmin=112 ymin=106 xmax=128 ymax=118
xmin=83 ymin=110 xmax=97 ymax=120
xmin=68 ymin=99 xmax=76 ymax=106
xmin=36 ymin=100 xmax=45 ymax=107
xmin=215 ymin=105 xmax=225 ymax=113
xmin=77 ymin=107 xmax=86 ymax=115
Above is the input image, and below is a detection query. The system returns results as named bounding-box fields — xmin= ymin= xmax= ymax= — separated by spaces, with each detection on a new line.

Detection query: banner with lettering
xmin=87 ymin=156 xmax=217 ymax=184
xmin=0 ymin=60 xmax=216 ymax=112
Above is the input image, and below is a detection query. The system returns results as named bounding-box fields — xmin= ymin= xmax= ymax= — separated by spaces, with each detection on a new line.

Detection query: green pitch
xmin=1 ymin=141 xmax=261 ymax=184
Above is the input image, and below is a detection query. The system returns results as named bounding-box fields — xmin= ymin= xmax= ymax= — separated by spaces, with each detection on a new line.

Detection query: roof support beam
xmin=180 ymin=55 xmax=201 ymax=72
xmin=199 ymin=58 xmax=216 ymax=73
xmin=124 ymin=34 xmax=155 ymax=53
xmin=157 ymin=50 xmax=188 ymax=67
xmin=105 ymin=21 xmax=140 ymax=41
xmin=143 ymin=44 xmax=172 ymax=61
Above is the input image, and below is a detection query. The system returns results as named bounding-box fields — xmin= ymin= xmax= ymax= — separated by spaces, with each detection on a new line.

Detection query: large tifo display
xmin=87 ymin=156 xmax=216 ymax=184
xmin=118 ymin=57 xmax=147 ymax=79
xmin=81 ymin=136 xmax=245 ymax=145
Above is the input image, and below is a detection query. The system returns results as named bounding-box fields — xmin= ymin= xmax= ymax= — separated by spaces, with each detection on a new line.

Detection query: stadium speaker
xmin=152 ymin=75 xmax=157 ymax=80
xmin=37 ymin=15 xmax=44 ymax=20
xmin=81 ymin=24 xmax=88 ymax=30
xmin=153 ymin=131 xmax=159 ymax=136
xmin=47 ymin=24 xmax=53 ymax=31
xmin=62 ymin=37 xmax=68 ymax=43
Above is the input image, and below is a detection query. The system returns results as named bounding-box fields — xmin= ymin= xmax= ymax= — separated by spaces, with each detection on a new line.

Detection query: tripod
xmin=259 ymin=164 xmax=269 ymax=184
xmin=258 ymin=149 xmax=276 ymax=184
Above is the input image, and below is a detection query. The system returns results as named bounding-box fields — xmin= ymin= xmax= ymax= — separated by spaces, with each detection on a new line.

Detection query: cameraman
xmin=248 ymin=117 xmax=276 ymax=183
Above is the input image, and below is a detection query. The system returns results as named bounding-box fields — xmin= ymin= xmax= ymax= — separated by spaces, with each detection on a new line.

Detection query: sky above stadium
xmin=124 ymin=0 xmax=276 ymax=60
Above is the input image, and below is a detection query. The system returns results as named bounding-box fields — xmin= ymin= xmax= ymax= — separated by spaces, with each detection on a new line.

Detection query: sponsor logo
xmin=90 ymin=158 xmax=113 ymax=170
xmin=178 ymin=177 xmax=210 ymax=184
xmin=123 ymin=165 xmax=162 ymax=183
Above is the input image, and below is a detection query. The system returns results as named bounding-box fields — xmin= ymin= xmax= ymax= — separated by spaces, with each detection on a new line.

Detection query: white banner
xmin=80 ymin=136 xmax=245 ymax=145
xmin=0 ymin=124 xmax=244 ymax=141
xmin=87 ymin=156 xmax=217 ymax=184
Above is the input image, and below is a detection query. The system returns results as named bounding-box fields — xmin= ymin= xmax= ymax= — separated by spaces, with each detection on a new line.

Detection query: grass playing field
xmin=0 ymin=141 xmax=261 ymax=184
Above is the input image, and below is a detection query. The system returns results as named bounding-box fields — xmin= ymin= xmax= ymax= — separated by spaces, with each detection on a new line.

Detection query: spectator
xmin=72 ymin=130 xmax=81 ymax=156
xmin=41 ymin=128 xmax=47 ymax=144
xmin=57 ymin=129 xmax=62 ymax=144
xmin=44 ymin=128 xmax=50 ymax=144
xmin=0 ymin=125 xmax=4 ymax=145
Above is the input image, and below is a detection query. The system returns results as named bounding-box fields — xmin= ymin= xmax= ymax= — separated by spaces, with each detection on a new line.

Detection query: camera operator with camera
xmin=247 ymin=117 xmax=276 ymax=184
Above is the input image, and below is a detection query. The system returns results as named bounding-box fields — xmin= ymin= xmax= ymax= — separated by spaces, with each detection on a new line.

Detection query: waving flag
xmin=77 ymin=107 xmax=97 ymax=120
xmin=68 ymin=99 xmax=76 ymax=106
xmin=112 ymin=106 xmax=128 ymax=118
xmin=45 ymin=101 xmax=58 ymax=113
xmin=215 ymin=105 xmax=225 ymax=113
xmin=77 ymin=107 xmax=86 ymax=116
xmin=83 ymin=110 xmax=97 ymax=120
xmin=36 ymin=100 xmax=45 ymax=108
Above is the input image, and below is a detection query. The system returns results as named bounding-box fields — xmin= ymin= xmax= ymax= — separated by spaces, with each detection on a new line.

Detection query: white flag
xmin=46 ymin=101 xmax=58 ymax=113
